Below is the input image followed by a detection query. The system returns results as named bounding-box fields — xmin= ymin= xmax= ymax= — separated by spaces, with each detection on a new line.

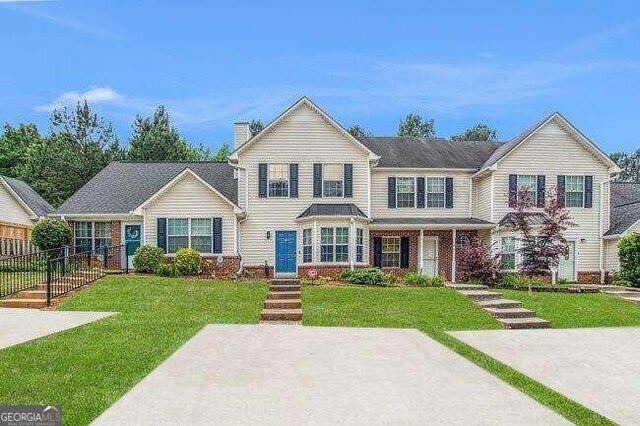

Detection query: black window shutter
xmin=157 ymin=218 xmax=167 ymax=253
xmin=585 ymin=175 xmax=593 ymax=208
xmin=373 ymin=237 xmax=382 ymax=267
xmin=400 ymin=237 xmax=410 ymax=269
xmin=212 ymin=218 xmax=222 ymax=253
xmin=416 ymin=177 xmax=425 ymax=208
xmin=508 ymin=174 xmax=518 ymax=208
xmin=557 ymin=175 xmax=566 ymax=208
xmin=343 ymin=163 xmax=353 ymax=198
xmin=313 ymin=163 xmax=323 ymax=198
xmin=445 ymin=177 xmax=454 ymax=209
xmin=388 ymin=177 xmax=396 ymax=208
xmin=258 ymin=163 xmax=268 ymax=198
xmin=536 ymin=175 xmax=546 ymax=208
xmin=289 ymin=164 xmax=298 ymax=198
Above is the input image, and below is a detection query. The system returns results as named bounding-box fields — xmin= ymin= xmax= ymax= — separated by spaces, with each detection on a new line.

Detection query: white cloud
xmin=36 ymin=87 xmax=123 ymax=112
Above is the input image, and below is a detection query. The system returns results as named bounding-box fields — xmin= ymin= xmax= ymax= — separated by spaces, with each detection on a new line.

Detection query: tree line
xmin=0 ymin=104 xmax=637 ymax=208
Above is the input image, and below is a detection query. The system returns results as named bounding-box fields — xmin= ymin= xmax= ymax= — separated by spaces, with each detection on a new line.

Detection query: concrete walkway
xmin=93 ymin=325 xmax=567 ymax=425
xmin=0 ymin=308 xmax=116 ymax=350
xmin=451 ymin=327 xmax=640 ymax=425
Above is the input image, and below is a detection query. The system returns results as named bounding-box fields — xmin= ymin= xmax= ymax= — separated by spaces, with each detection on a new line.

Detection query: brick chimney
xmin=234 ymin=122 xmax=251 ymax=149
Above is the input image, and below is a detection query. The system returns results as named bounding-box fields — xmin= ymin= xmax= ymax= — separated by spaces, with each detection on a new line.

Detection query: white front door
xmin=558 ymin=241 xmax=576 ymax=281
xmin=421 ymin=238 xmax=438 ymax=277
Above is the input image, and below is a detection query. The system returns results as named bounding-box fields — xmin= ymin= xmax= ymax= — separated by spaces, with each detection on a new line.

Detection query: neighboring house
xmin=603 ymin=182 xmax=640 ymax=272
xmin=52 ymin=97 xmax=623 ymax=283
xmin=0 ymin=176 xmax=54 ymax=241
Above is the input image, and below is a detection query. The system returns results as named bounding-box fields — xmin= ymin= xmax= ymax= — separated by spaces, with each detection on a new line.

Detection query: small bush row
xmin=132 ymin=245 xmax=202 ymax=277
xmin=341 ymin=268 xmax=394 ymax=286
xmin=404 ymin=272 xmax=444 ymax=287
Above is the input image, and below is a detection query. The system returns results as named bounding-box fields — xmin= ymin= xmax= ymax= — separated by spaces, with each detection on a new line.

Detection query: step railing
xmin=0 ymin=246 xmax=66 ymax=299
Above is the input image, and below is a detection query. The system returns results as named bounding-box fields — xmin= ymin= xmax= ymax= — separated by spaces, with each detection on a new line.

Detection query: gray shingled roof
xmin=371 ymin=217 xmax=494 ymax=226
xmin=360 ymin=137 xmax=501 ymax=169
xmin=498 ymin=212 xmax=547 ymax=227
xmin=605 ymin=182 xmax=640 ymax=236
xmin=56 ymin=162 xmax=237 ymax=215
xmin=2 ymin=176 xmax=54 ymax=217
xmin=297 ymin=203 xmax=367 ymax=219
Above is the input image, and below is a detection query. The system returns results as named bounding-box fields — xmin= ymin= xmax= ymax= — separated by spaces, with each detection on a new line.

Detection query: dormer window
xmin=268 ymin=164 xmax=289 ymax=197
xmin=323 ymin=164 xmax=343 ymax=197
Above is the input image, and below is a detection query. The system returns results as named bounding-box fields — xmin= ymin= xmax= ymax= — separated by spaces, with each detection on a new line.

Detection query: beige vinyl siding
xmin=238 ymin=103 xmax=370 ymax=267
xmin=604 ymin=238 xmax=620 ymax=271
xmin=144 ymin=174 xmax=236 ymax=255
xmin=473 ymin=173 xmax=492 ymax=221
xmin=0 ymin=182 xmax=33 ymax=226
xmin=492 ymin=119 xmax=612 ymax=270
xmin=370 ymin=170 xmax=472 ymax=218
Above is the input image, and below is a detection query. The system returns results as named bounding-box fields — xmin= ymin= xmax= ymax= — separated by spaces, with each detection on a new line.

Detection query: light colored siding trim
xmin=143 ymin=174 xmax=236 ymax=255
xmin=237 ymin=103 xmax=370 ymax=267
xmin=370 ymin=170 xmax=472 ymax=218
xmin=473 ymin=173 xmax=492 ymax=221
xmin=492 ymin=120 xmax=610 ymax=270
xmin=604 ymin=238 xmax=619 ymax=271
xmin=0 ymin=183 xmax=34 ymax=226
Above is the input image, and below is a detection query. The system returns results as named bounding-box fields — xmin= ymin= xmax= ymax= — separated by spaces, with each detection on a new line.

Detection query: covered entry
xmin=421 ymin=237 xmax=438 ymax=276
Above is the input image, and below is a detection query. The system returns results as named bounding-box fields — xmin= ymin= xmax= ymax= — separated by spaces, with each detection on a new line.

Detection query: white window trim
xmin=75 ymin=221 xmax=112 ymax=252
xmin=319 ymin=227 xmax=350 ymax=263
xmin=267 ymin=163 xmax=289 ymax=198
xmin=516 ymin=175 xmax=538 ymax=204
xmin=356 ymin=228 xmax=364 ymax=263
xmin=381 ymin=236 xmax=401 ymax=268
xmin=166 ymin=217 xmax=215 ymax=255
xmin=500 ymin=236 xmax=517 ymax=271
xmin=302 ymin=228 xmax=313 ymax=263
xmin=322 ymin=163 xmax=345 ymax=198
xmin=565 ymin=175 xmax=586 ymax=208
xmin=426 ymin=176 xmax=446 ymax=209
xmin=396 ymin=177 xmax=416 ymax=208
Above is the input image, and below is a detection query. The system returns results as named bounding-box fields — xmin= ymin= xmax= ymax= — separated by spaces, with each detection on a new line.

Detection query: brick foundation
xmin=164 ymin=255 xmax=241 ymax=279
xmin=577 ymin=271 xmax=601 ymax=285
xmin=298 ymin=265 xmax=356 ymax=280
xmin=244 ymin=265 xmax=275 ymax=279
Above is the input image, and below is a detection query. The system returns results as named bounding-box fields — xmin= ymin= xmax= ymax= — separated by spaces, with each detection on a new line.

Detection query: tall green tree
xmin=18 ymin=101 xmax=122 ymax=206
xmin=610 ymin=149 xmax=640 ymax=183
xmin=347 ymin=125 xmax=373 ymax=139
xmin=451 ymin=123 xmax=498 ymax=142
xmin=213 ymin=143 xmax=232 ymax=163
xmin=249 ymin=119 xmax=265 ymax=137
xmin=0 ymin=123 xmax=42 ymax=177
xmin=397 ymin=113 xmax=435 ymax=138
xmin=127 ymin=106 xmax=194 ymax=161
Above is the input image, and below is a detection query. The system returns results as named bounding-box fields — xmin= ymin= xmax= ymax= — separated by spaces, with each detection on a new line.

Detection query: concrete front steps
xmin=260 ymin=279 xmax=302 ymax=325
xmin=446 ymin=283 xmax=550 ymax=329
xmin=0 ymin=273 xmax=96 ymax=309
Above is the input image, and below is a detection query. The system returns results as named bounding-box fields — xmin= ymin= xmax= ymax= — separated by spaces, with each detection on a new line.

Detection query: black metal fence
xmin=0 ymin=238 xmax=38 ymax=258
xmin=0 ymin=244 xmax=127 ymax=304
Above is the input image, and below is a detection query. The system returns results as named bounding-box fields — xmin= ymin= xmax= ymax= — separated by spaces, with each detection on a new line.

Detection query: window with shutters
xmin=381 ymin=237 xmax=400 ymax=268
xmin=322 ymin=164 xmax=343 ymax=197
xmin=356 ymin=228 xmax=364 ymax=263
xmin=320 ymin=227 xmax=349 ymax=262
xmin=75 ymin=221 xmax=111 ymax=252
xmin=426 ymin=177 xmax=445 ymax=208
xmin=268 ymin=164 xmax=289 ymax=197
xmin=565 ymin=175 xmax=585 ymax=207
xmin=396 ymin=177 xmax=415 ymax=208
xmin=517 ymin=175 xmax=537 ymax=204
xmin=167 ymin=218 xmax=214 ymax=254
xmin=302 ymin=228 xmax=312 ymax=263
xmin=501 ymin=237 xmax=516 ymax=270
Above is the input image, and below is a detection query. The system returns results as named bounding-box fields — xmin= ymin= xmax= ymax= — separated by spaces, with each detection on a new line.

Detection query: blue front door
xmin=275 ymin=231 xmax=297 ymax=274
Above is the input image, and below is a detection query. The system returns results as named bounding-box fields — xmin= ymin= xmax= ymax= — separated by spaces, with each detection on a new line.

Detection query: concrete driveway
xmin=451 ymin=327 xmax=640 ymax=425
xmin=0 ymin=308 xmax=116 ymax=350
xmin=93 ymin=325 xmax=567 ymax=425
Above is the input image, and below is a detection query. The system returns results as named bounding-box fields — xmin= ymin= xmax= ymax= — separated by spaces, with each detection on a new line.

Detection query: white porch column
xmin=419 ymin=229 xmax=424 ymax=273
xmin=452 ymin=228 xmax=457 ymax=283
xmin=349 ymin=218 xmax=356 ymax=270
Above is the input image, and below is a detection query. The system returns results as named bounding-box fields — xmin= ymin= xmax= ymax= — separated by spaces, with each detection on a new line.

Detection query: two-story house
xmin=54 ymin=97 xmax=622 ymax=283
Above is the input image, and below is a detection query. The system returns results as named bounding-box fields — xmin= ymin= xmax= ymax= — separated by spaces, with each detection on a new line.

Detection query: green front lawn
xmin=502 ymin=290 xmax=640 ymax=328
xmin=303 ymin=285 xmax=615 ymax=426
xmin=0 ymin=276 xmax=268 ymax=426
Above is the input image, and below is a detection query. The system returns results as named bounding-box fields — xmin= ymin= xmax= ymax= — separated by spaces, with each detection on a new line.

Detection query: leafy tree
xmin=188 ymin=143 xmax=215 ymax=161
xmin=610 ymin=149 xmax=640 ymax=183
xmin=213 ymin=143 xmax=232 ymax=163
xmin=347 ymin=125 xmax=373 ymax=139
xmin=457 ymin=237 xmax=501 ymax=285
xmin=249 ymin=119 xmax=265 ymax=137
xmin=17 ymin=102 xmax=122 ymax=206
xmin=127 ymin=106 xmax=194 ymax=161
xmin=397 ymin=113 xmax=435 ymax=138
xmin=618 ymin=232 xmax=640 ymax=287
xmin=31 ymin=218 xmax=72 ymax=252
xmin=0 ymin=123 xmax=42 ymax=178
xmin=451 ymin=123 xmax=498 ymax=142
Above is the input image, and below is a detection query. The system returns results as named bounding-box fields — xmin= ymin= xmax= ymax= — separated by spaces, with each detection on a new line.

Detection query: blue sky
xmin=1 ymin=0 xmax=639 ymax=153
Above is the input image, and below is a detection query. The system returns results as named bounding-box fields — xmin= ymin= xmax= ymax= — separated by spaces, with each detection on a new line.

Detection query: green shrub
xmin=404 ymin=272 xmax=444 ymax=287
xmin=500 ymin=272 xmax=521 ymax=289
xmin=132 ymin=245 xmax=165 ymax=273
xmin=155 ymin=262 xmax=182 ymax=278
xmin=0 ymin=259 xmax=47 ymax=272
xmin=342 ymin=268 xmax=391 ymax=286
xmin=618 ymin=232 xmax=640 ymax=287
xmin=174 ymin=248 xmax=202 ymax=275
xmin=31 ymin=218 xmax=72 ymax=252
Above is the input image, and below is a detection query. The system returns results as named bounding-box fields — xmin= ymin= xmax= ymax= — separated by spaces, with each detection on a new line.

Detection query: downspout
xmin=599 ymin=174 xmax=617 ymax=284
xmin=236 ymin=214 xmax=248 ymax=276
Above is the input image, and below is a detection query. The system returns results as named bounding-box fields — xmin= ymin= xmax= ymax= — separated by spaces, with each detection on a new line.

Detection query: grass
xmin=0 ymin=275 xmax=268 ymax=426
xmin=502 ymin=290 xmax=640 ymax=328
xmin=303 ymin=285 xmax=616 ymax=426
